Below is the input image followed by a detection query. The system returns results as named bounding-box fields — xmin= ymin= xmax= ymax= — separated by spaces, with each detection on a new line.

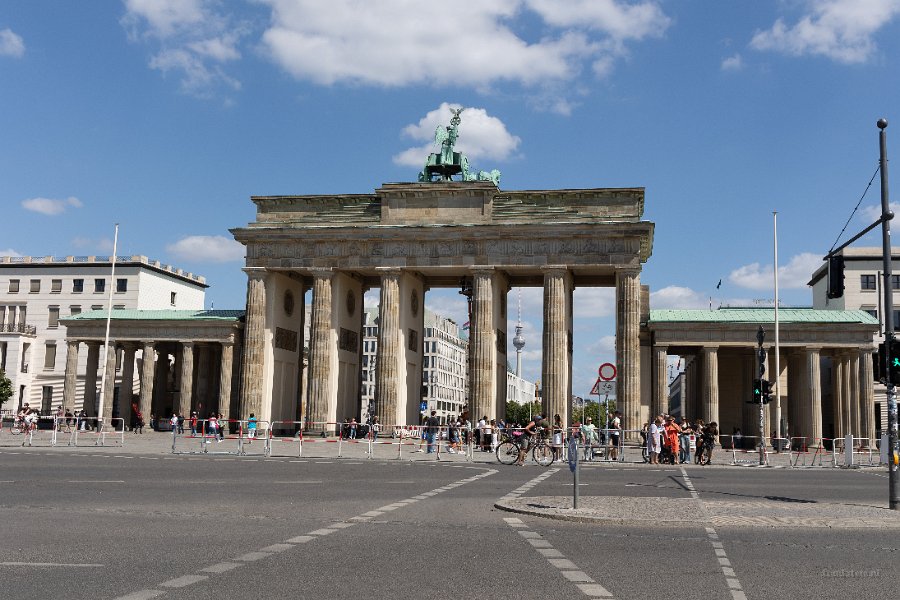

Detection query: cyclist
xmin=515 ymin=414 xmax=544 ymax=466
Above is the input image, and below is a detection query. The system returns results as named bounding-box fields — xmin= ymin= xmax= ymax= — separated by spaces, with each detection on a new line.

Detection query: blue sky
xmin=2 ymin=0 xmax=900 ymax=397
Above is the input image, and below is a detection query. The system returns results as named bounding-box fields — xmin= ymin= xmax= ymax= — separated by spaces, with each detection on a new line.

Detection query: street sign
xmin=420 ymin=401 xmax=427 ymax=412
xmin=590 ymin=377 xmax=602 ymax=395
xmin=591 ymin=379 xmax=615 ymax=395
xmin=568 ymin=436 xmax=578 ymax=473
xmin=598 ymin=362 xmax=617 ymax=381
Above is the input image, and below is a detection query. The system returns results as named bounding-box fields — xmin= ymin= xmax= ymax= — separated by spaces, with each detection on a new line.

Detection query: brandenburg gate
xmin=230 ymin=112 xmax=655 ymax=431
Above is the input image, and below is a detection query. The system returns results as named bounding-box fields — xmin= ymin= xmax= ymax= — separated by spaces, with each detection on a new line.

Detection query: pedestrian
xmin=679 ymin=417 xmax=692 ymax=464
xmin=64 ymin=408 xmax=73 ymax=433
xmin=170 ymin=412 xmax=179 ymax=436
xmin=247 ymin=413 xmax=257 ymax=443
xmin=581 ymin=417 xmax=598 ymax=461
xmin=648 ymin=416 xmax=662 ymax=464
xmin=78 ymin=409 xmax=87 ymax=431
xmin=135 ymin=410 xmax=144 ymax=434
xmin=190 ymin=412 xmax=198 ymax=436
xmin=425 ymin=410 xmax=439 ymax=453
xmin=664 ymin=415 xmax=682 ymax=464
xmin=349 ymin=417 xmax=357 ymax=440
xmin=551 ymin=414 xmax=563 ymax=460
xmin=733 ymin=427 xmax=743 ymax=450
xmin=150 ymin=413 xmax=156 ymax=431
xmin=207 ymin=413 xmax=219 ymax=443
xmin=447 ymin=417 xmax=459 ymax=454
xmin=489 ymin=419 xmax=498 ymax=452
xmin=482 ymin=416 xmax=492 ymax=452
xmin=55 ymin=405 xmax=64 ymax=431
xmin=217 ymin=413 xmax=225 ymax=440
xmin=177 ymin=413 xmax=185 ymax=434
xmin=609 ymin=411 xmax=622 ymax=461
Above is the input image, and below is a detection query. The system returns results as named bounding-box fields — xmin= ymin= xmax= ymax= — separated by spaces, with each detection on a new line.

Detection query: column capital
xmin=617 ymin=267 xmax=642 ymax=277
xmin=311 ymin=268 xmax=335 ymax=280
xmin=65 ymin=339 xmax=80 ymax=347
xmin=540 ymin=265 xmax=569 ymax=276
xmin=86 ymin=340 xmax=102 ymax=349
xmin=220 ymin=340 xmax=234 ymax=348
xmin=243 ymin=267 xmax=268 ymax=280
xmin=182 ymin=340 xmax=195 ymax=349
xmin=141 ymin=340 xmax=156 ymax=347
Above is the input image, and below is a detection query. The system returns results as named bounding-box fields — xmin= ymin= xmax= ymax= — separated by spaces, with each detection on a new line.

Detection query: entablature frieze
xmin=63 ymin=322 xmax=241 ymax=345
xmin=241 ymin=232 xmax=647 ymax=271
xmin=651 ymin=326 xmax=877 ymax=348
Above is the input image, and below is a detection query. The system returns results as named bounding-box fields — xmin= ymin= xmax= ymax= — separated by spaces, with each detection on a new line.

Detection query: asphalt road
xmin=0 ymin=449 xmax=896 ymax=600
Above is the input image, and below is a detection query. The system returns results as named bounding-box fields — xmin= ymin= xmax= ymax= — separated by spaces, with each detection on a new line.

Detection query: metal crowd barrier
xmin=71 ymin=417 xmax=125 ymax=447
xmin=265 ymin=421 xmax=476 ymax=461
xmin=171 ymin=419 xmax=270 ymax=456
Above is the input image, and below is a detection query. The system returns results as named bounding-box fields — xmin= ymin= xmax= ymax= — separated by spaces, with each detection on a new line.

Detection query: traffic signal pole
xmin=878 ymin=119 xmax=899 ymax=510
xmin=756 ymin=326 xmax=766 ymax=466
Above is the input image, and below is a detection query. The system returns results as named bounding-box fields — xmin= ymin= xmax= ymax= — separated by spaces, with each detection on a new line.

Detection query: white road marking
xmin=160 ymin=574 xmax=208 ymax=588
xmin=199 ymin=562 xmax=243 ymax=573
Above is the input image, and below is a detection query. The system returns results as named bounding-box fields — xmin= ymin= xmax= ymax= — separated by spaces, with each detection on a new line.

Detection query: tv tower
xmin=513 ymin=289 xmax=526 ymax=378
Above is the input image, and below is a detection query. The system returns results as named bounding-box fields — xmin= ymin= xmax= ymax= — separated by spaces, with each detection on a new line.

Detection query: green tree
xmin=0 ymin=370 xmax=12 ymax=409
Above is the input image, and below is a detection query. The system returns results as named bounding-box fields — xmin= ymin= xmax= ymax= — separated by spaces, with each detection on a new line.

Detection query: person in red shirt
xmin=664 ymin=416 xmax=682 ymax=462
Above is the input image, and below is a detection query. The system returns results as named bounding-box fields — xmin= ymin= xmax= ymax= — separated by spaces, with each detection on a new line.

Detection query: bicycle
xmin=495 ymin=430 xmax=555 ymax=467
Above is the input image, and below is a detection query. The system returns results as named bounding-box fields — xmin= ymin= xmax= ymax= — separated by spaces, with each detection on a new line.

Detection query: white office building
xmin=0 ymin=255 xmax=206 ymax=414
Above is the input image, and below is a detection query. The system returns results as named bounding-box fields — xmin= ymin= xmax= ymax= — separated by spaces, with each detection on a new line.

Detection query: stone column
xmin=100 ymin=342 xmax=117 ymax=423
xmin=308 ymin=270 xmax=334 ymax=430
xmin=849 ymin=351 xmax=860 ymax=440
xmin=616 ymin=269 xmax=641 ymax=433
xmin=83 ymin=342 xmax=101 ymax=418
xmin=472 ymin=269 xmax=496 ymax=424
xmin=375 ymin=270 xmax=399 ymax=426
xmin=239 ymin=269 xmax=267 ymax=421
xmin=832 ymin=353 xmax=845 ymax=439
xmin=119 ymin=344 xmax=136 ymax=427
xmin=138 ymin=341 xmax=155 ymax=423
xmin=860 ymin=349 xmax=876 ymax=447
xmin=178 ymin=342 xmax=194 ymax=417
xmin=653 ymin=346 xmax=668 ymax=417
xmin=218 ymin=341 xmax=234 ymax=425
xmin=804 ymin=347 xmax=823 ymax=445
xmin=702 ymin=346 xmax=719 ymax=425
xmin=63 ymin=340 xmax=80 ymax=410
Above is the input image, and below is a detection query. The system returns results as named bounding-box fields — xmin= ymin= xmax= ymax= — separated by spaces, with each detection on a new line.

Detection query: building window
xmin=8 ymin=279 xmax=19 ymax=293
xmin=116 ymin=278 xmax=127 ymax=293
xmin=41 ymin=386 xmax=53 ymax=413
xmin=861 ymin=274 xmax=876 ymax=290
xmin=30 ymin=279 xmax=40 ymax=293
xmin=73 ymin=279 xmax=84 ymax=293
xmin=70 ymin=305 xmax=81 ymax=316
xmin=44 ymin=343 xmax=57 ymax=370
xmin=893 ymin=275 xmax=900 ymax=290
xmin=48 ymin=306 xmax=60 ymax=328
xmin=113 ymin=304 xmax=125 ymax=310
xmin=894 ymin=311 xmax=900 ymax=331
xmin=94 ymin=279 xmax=105 ymax=293
xmin=170 ymin=291 xmax=177 ymax=306
xmin=51 ymin=279 xmax=62 ymax=293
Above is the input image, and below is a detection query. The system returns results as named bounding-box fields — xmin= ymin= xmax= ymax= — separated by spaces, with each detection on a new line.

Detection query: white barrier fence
xmin=0 ymin=415 xmax=125 ymax=447
xmin=170 ymin=419 xmax=270 ymax=456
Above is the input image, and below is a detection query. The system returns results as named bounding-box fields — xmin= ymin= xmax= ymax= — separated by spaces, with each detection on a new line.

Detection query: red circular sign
xmin=598 ymin=363 xmax=617 ymax=381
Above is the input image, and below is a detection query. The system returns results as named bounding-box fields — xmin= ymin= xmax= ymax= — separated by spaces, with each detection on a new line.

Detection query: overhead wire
xmin=829 ymin=165 xmax=881 ymax=254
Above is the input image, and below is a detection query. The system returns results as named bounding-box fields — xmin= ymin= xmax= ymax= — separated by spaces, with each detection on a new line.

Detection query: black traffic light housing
xmin=890 ymin=339 xmax=900 ymax=385
xmin=750 ymin=378 xmax=763 ymax=404
xmin=826 ymin=255 xmax=845 ymax=299
xmin=875 ymin=343 xmax=885 ymax=383
xmin=761 ymin=379 xmax=773 ymax=404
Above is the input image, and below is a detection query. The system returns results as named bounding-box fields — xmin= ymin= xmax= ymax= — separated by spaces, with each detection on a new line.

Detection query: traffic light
xmin=750 ymin=378 xmax=763 ymax=404
xmin=761 ymin=379 xmax=773 ymax=404
xmin=890 ymin=339 xmax=900 ymax=385
xmin=826 ymin=255 xmax=844 ymax=299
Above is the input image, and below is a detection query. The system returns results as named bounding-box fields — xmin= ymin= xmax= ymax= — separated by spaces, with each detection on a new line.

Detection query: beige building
xmin=809 ymin=246 xmax=900 ymax=435
xmin=0 ymin=255 xmax=206 ymax=416
xmin=231 ymin=181 xmax=655 ymax=432
xmin=646 ymin=307 xmax=878 ymax=445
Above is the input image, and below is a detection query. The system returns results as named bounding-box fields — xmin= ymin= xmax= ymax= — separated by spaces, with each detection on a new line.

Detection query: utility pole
xmin=756 ymin=326 xmax=766 ymax=466
xmin=878 ymin=118 xmax=899 ymax=510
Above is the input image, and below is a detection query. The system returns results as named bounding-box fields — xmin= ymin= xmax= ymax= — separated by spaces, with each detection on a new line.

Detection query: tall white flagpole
xmin=773 ymin=212 xmax=782 ymax=443
xmin=97 ymin=224 xmax=119 ymax=429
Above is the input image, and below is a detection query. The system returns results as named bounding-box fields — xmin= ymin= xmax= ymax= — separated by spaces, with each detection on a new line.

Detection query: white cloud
xmin=22 ymin=196 xmax=83 ymax=216
xmin=721 ymin=53 xmax=743 ymax=71
xmin=393 ymin=104 xmax=521 ymax=168
xmin=122 ymin=0 xmax=244 ymax=97
xmin=861 ymin=201 xmax=900 ymax=222
xmin=585 ymin=334 xmax=616 ymax=356
xmin=573 ymin=287 xmax=615 ymax=318
xmin=166 ymin=235 xmax=245 ymax=263
xmin=750 ymin=0 xmax=900 ymax=64
xmin=729 ymin=252 xmax=822 ymax=290
xmin=651 ymin=286 xmax=709 ymax=309
xmin=526 ymin=0 xmax=670 ymax=42
xmin=0 ymin=28 xmax=24 ymax=58
xmin=258 ymin=0 xmax=668 ymax=95
xmin=0 ymin=248 xmax=23 ymax=257
xmin=72 ymin=237 xmax=115 ymax=253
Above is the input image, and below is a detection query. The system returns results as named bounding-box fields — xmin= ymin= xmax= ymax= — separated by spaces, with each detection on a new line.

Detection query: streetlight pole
xmin=878 ymin=118 xmax=899 ymax=510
